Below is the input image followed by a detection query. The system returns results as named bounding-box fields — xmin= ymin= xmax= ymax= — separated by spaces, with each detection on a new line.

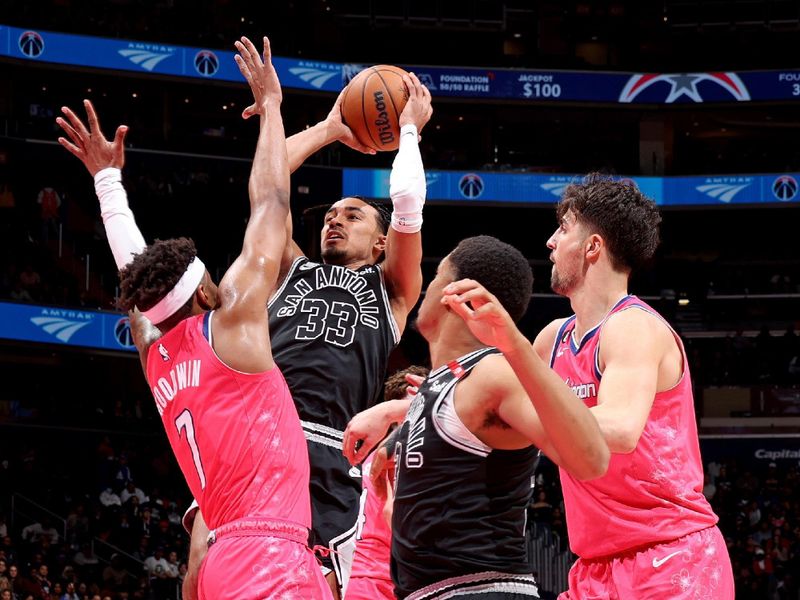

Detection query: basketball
xmin=341 ymin=65 xmax=410 ymax=152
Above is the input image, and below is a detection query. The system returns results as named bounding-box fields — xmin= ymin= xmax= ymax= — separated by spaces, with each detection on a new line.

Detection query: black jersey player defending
xmin=370 ymin=236 xmax=608 ymax=600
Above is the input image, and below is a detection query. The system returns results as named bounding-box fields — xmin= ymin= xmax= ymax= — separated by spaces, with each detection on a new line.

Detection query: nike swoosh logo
xmin=652 ymin=550 xmax=683 ymax=568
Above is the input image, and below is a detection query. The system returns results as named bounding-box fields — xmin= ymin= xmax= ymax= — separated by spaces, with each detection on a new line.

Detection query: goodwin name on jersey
xmin=151 ymin=359 xmax=201 ymax=416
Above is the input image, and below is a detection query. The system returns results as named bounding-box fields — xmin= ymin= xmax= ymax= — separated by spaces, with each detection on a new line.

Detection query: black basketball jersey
xmin=391 ymin=347 xmax=539 ymax=598
xmin=268 ymin=256 xmax=400 ymax=436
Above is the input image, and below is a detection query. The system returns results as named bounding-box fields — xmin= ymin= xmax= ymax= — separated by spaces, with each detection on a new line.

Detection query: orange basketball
xmin=341 ymin=65 xmax=410 ymax=152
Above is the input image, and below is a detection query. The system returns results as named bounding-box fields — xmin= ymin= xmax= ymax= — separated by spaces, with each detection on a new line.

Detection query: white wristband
xmin=389 ymin=124 xmax=426 ymax=234
xmin=93 ymin=168 xmax=147 ymax=270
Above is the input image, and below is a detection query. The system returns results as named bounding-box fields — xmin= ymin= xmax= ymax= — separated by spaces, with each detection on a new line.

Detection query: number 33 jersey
xmin=145 ymin=312 xmax=312 ymax=531
xmin=268 ymin=257 xmax=400 ymax=433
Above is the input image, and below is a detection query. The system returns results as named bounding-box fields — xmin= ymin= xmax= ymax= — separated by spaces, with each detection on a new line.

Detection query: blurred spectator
xmin=36 ymin=186 xmax=61 ymax=244
xmin=120 ymin=482 xmax=148 ymax=507
xmin=21 ymin=519 xmax=58 ymax=545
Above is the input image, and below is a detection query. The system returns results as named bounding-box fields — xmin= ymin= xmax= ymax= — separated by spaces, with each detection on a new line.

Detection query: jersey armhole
xmin=376 ymin=264 xmax=401 ymax=345
xmin=267 ymin=255 xmax=305 ymax=309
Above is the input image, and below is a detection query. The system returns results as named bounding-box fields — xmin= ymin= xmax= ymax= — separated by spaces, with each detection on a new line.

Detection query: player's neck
xmin=427 ymin=319 xmax=487 ymax=371
xmin=324 ymin=257 xmax=373 ymax=271
xmin=569 ymin=270 xmax=629 ymax=340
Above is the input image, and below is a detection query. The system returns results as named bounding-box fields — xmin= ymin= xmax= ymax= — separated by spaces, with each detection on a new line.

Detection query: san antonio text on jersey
xmin=391 ymin=347 xmax=539 ymax=598
xmin=268 ymin=256 xmax=399 ymax=435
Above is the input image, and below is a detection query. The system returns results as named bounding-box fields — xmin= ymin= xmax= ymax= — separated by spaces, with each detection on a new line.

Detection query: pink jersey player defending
xmin=442 ymin=174 xmax=734 ymax=599
xmin=57 ymin=36 xmax=331 ymax=600
xmin=345 ymin=367 xmax=428 ymax=600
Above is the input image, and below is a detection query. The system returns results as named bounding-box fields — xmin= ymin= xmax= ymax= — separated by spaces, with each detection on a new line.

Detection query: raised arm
xmin=382 ymin=73 xmax=432 ymax=330
xmin=283 ymin=88 xmax=377 ymax=173
xmin=443 ymin=279 xmax=609 ymax=480
xmin=56 ymin=100 xmax=145 ymax=270
xmin=211 ymin=36 xmax=290 ymax=373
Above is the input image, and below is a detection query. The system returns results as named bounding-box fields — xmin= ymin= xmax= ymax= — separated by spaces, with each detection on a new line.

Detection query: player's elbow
xmin=607 ymin=422 xmax=645 ymax=454
xmin=571 ymin=442 xmax=610 ymax=481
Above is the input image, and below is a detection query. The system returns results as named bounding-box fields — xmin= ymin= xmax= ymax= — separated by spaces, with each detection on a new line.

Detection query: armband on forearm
xmin=94 ymin=168 xmax=147 ymax=270
xmin=389 ymin=124 xmax=426 ymax=234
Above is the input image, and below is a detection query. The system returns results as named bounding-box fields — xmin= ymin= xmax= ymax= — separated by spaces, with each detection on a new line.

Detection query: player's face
xmin=321 ymin=198 xmax=385 ymax=265
xmin=546 ymin=210 xmax=588 ymax=296
xmin=415 ymin=256 xmax=454 ymax=340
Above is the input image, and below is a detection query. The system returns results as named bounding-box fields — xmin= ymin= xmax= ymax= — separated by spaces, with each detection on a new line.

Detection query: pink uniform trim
xmin=209 ymin=517 xmax=310 ymax=547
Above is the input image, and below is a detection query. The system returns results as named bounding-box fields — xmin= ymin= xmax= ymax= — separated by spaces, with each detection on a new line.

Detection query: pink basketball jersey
xmin=349 ymin=452 xmax=392 ymax=582
xmin=145 ymin=312 xmax=311 ymax=531
xmin=550 ymin=296 xmax=718 ymax=559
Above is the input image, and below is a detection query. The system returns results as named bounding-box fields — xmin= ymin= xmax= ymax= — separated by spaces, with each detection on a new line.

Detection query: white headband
xmin=141 ymin=257 xmax=206 ymax=324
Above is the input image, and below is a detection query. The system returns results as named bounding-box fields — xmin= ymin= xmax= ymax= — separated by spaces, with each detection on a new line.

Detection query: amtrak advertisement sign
xmin=0 ymin=25 xmax=342 ymax=92
xmin=343 ymin=169 xmax=800 ymax=206
xmin=4 ymin=25 xmax=800 ymax=103
xmin=0 ymin=302 xmax=136 ymax=353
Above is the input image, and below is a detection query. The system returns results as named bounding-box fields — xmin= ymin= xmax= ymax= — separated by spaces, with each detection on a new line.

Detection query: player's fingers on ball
xmin=402 ymin=74 xmax=417 ymax=99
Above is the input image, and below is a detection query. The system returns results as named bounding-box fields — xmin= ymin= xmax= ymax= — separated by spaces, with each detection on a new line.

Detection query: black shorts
xmin=306 ymin=435 xmax=362 ymax=583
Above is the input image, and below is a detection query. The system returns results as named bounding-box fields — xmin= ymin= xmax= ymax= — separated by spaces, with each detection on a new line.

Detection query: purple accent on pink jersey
xmin=551 ymin=296 xmax=718 ymax=559
xmin=145 ymin=313 xmax=311 ymax=532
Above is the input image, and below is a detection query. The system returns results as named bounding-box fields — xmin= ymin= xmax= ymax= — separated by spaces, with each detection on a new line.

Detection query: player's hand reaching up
xmin=442 ymin=279 xmax=525 ymax=355
xmin=56 ymin=99 xmax=128 ymax=177
xmin=236 ymin=36 xmax=282 ymax=118
xmin=399 ymin=73 xmax=433 ymax=136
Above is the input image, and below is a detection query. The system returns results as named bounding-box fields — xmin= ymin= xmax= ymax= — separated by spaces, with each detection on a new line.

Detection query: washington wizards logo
xmin=458 ymin=174 xmax=484 ymax=200
xmin=18 ymin=31 xmax=45 ymax=58
xmin=772 ymin=175 xmax=798 ymax=202
xmin=619 ymin=73 xmax=750 ymax=103
xmin=114 ymin=317 xmax=136 ymax=349
xmin=194 ymin=50 xmax=219 ymax=77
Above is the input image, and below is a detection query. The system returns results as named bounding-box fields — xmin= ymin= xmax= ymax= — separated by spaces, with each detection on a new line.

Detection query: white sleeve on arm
xmin=94 ymin=167 xmax=147 ymax=270
xmin=389 ymin=124 xmax=426 ymax=234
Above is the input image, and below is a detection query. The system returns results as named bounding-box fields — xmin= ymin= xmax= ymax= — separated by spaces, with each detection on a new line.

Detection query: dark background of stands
xmin=1 ymin=1 xmax=800 ymax=599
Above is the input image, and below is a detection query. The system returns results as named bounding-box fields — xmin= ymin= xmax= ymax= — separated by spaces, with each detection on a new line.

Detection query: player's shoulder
xmin=604 ymin=302 xmax=671 ymax=339
xmin=467 ymin=353 xmax=523 ymax=403
xmin=532 ymin=317 xmax=572 ymax=360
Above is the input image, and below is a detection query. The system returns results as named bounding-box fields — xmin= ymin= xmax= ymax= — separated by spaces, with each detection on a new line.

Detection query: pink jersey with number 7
xmin=145 ymin=311 xmax=311 ymax=531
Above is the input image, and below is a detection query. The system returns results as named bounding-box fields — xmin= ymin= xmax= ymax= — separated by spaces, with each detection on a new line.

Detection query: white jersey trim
xmin=267 ymin=255 xmax=305 ymax=310
xmin=407 ymin=571 xmax=539 ymax=600
xmin=303 ymin=431 xmax=343 ymax=450
xmin=376 ymin=263 xmax=401 ymax=345
xmin=432 ymin=385 xmax=492 ymax=457
xmin=301 ymin=420 xmax=345 ymax=439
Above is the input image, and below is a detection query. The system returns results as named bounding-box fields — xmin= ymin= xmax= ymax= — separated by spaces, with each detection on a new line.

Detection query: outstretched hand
xmin=236 ymin=36 xmax=282 ymax=119
xmin=56 ymin=99 xmax=128 ymax=177
xmin=442 ymin=279 xmax=523 ymax=354
xmin=398 ymin=72 xmax=433 ymax=135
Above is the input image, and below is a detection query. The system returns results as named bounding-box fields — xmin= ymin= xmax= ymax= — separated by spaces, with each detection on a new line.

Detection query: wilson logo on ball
xmin=373 ymin=91 xmax=395 ymax=146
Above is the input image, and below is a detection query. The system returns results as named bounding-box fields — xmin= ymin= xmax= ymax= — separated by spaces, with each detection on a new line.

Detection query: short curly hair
xmin=117 ymin=238 xmax=197 ymax=323
xmin=384 ymin=365 xmax=430 ymax=401
xmin=557 ymin=173 xmax=661 ymax=273
xmin=448 ymin=236 xmax=533 ymax=323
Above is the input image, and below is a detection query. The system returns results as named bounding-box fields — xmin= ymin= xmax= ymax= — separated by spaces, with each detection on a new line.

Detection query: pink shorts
xmin=559 ymin=526 xmax=733 ymax=600
xmin=345 ymin=576 xmax=394 ymax=600
xmin=198 ymin=518 xmax=333 ymax=600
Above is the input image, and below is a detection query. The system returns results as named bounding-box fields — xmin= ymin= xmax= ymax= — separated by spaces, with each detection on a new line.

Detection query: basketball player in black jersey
xmin=184 ymin=69 xmax=433 ymax=597
xmin=368 ymin=236 xmax=608 ymax=600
